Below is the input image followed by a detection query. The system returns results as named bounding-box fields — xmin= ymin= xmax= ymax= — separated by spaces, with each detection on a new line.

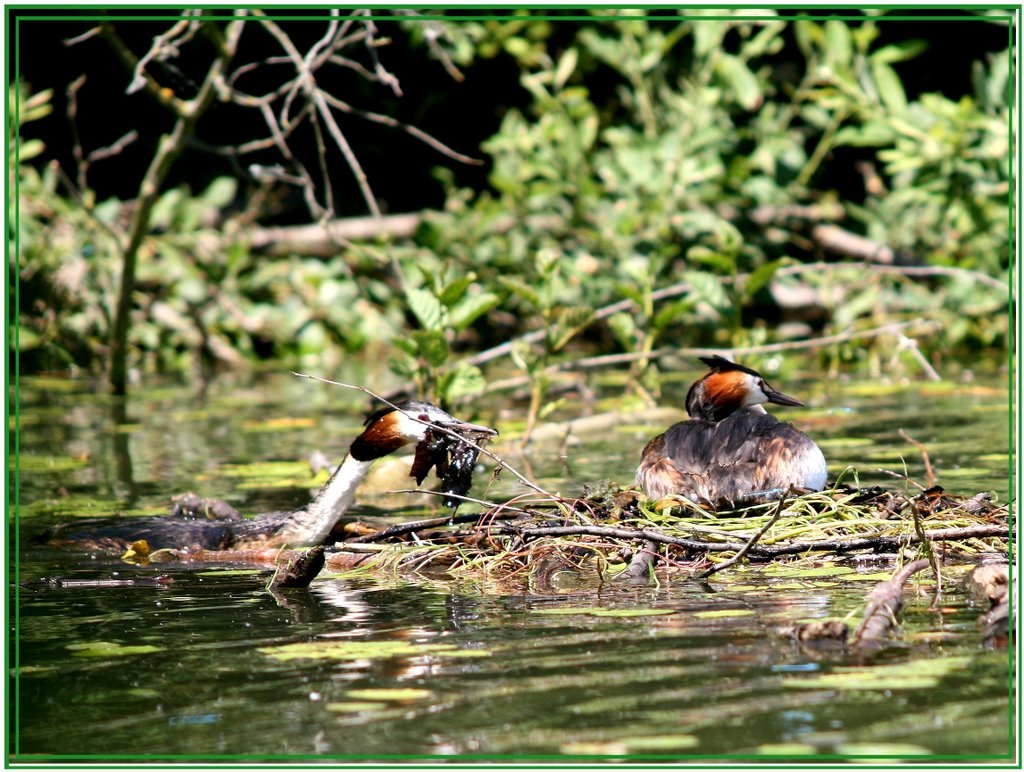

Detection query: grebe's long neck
xmin=277 ymin=454 xmax=375 ymax=547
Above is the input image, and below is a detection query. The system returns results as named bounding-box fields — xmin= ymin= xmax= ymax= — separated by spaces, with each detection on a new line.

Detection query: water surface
xmin=10 ymin=370 xmax=1013 ymax=761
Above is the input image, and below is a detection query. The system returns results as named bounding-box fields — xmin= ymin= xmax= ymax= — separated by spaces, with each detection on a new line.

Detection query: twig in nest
xmin=898 ymin=429 xmax=937 ymax=487
xmin=697 ymin=489 xmax=789 ymax=579
xmin=290 ymin=372 xmax=557 ymax=500
xmin=388 ymin=489 xmax=538 ymax=517
xmin=346 ymin=504 xmax=522 ymax=545
xmin=508 ymin=522 xmax=1009 ymax=558
xmin=874 ymin=467 xmax=926 ymax=491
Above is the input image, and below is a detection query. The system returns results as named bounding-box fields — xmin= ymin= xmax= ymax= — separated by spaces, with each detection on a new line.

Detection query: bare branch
xmin=318 ymin=90 xmax=482 ymax=165
xmin=87 ymin=131 xmax=139 ymax=163
xmin=63 ymin=25 xmax=102 ymax=47
xmin=65 ymin=75 xmax=88 ymax=193
xmin=127 ymin=14 xmax=203 ymax=96
xmin=312 ymin=87 xmax=381 ymax=218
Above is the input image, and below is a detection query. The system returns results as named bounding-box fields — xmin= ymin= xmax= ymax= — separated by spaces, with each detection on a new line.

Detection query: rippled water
xmin=9 ymin=369 xmax=1014 ymax=761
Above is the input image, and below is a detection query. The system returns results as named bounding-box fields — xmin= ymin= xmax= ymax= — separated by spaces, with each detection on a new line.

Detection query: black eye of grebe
xmin=418 ymin=414 xmax=429 ymax=422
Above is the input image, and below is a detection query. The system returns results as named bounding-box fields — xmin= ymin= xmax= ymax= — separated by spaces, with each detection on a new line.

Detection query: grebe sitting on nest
xmin=636 ymin=356 xmax=827 ymax=509
xmin=47 ymin=401 xmax=496 ymax=552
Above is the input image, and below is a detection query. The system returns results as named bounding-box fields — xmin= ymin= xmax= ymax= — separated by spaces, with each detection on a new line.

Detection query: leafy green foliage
xmin=13 ymin=13 xmax=1010 ymax=393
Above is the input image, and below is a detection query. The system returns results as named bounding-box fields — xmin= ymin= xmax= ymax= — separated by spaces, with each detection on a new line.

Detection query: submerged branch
xmin=851 ymin=558 xmax=932 ymax=648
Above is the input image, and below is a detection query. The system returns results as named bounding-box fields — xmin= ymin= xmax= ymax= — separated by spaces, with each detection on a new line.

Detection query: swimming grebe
xmin=635 ymin=356 xmax=827 ymax=508
xmin=47 ymin=401 xmax=496 ymax=551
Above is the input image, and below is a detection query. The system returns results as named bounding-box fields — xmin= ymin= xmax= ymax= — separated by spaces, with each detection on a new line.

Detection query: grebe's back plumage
xmin=636 ymin=356 xmax=827 ymax=508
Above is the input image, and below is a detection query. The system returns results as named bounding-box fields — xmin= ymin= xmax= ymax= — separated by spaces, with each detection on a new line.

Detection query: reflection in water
xmin=11 ymin=374 xmax=1013 ymax=760
xmin=109 ymin=400 xmax=136 ymax=506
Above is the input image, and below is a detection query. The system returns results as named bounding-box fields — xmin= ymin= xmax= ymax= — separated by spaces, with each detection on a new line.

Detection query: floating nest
xmin=328 ymin=483 xmax=1007 ymax=581
xmin=158 ymin=482 xmax=1008 ymax=591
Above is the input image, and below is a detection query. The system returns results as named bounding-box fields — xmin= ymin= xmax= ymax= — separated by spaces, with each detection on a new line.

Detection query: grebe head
xmin=349 ymin=401 xmax=496 ymax=461
xmin=686 ymin=356 xmax=806 ymax=422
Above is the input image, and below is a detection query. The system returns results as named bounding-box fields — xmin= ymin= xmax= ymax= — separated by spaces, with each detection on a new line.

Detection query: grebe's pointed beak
xmin=763 ymin=384 xmax=805 ymax=408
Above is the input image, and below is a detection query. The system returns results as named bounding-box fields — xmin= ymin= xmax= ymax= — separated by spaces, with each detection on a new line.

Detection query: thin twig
xmin=874 ymin=467 xmax=927 ymax=491
xmin=898 ymin=429 xmax=937 ymax=487
xmin=697 ymin=490 xmax=789 ymax=579
xmin=317 ymin=90 xmax=482 ymax=165
xmin=63 ymin=25 xmax=103 ymax=47
xmin=387 ymin=489 xmax=540 ymax=517
xmin=893 ymin=335 xmax=941 ymax=381
xmin=347 ymin=508 xmax=522 ymax=544
xmin=87 ymin=131 xmax=139 ymax=163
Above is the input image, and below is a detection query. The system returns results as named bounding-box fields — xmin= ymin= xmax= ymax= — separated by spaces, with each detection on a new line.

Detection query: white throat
xmin=277 ymin=454 xmax=375 ymax=547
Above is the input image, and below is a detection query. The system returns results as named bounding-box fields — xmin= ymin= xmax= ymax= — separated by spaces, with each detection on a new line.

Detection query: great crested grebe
xmin=46 ymin=401 xmax=496 ymax=552
xmin=636 ymin=356 xmax=827 ymax=508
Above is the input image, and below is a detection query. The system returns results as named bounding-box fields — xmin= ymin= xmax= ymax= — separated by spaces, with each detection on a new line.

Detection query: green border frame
xmin=5 ymin=3 xmax=1020 ymax=768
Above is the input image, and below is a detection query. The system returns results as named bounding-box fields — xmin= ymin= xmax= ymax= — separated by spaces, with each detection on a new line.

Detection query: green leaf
xmin=449 ymin=291 xmax=500 ymax=332
xmin=437 ymin=274 xmax=475 ymax=306
xmin=201 ymin=177 xmax=237 ymax=209
xmin=684 ymin=270 xmax=731 ymax=316
xmin=717 ymin=54 xmax=761 ymax=111
xmin=693 ymin=19 xmax=725 ymax=57
xmin=405 ymin=286 xmax=445 ymax=331
xmin=260 ymin=640 xmax=458 ymax=661
xmin=498 ymin=275 xmax=541 ymax=307
xmin=510 ymin=339 xmax=538 ymax=372
xmin=440 ymin=363 xmax=486 ymax=401
xmin=388 ymin=357 xmax=415 ymax=379
xmin=692 ymin=608 xmax=756 ymax=619
xmin=743 ymin=259 xmax=785 ymax=300
xmin=614 ymin=282 xmax=647 ymax=307
xmin=686 ymin=245 xmax=735 ymax=274
xmin=823 ymin=20 xmax=852 ymax=69
xmin=793 ymin=20 xmax=821 ymax=59
xmin=652 ymin=298 xmax=693 ymax=333
xmin=872 ymin=60 xmax=907 ymax=113
xmin=532 ymin=607 xmax=675 ymax=617
xmin=834 ymin=122 xmax=896 ymax=147
xmin=18 ymin=138 xmax=45 ymax=162
xmin=553 ymin=46 xmax=578 ymax=91
xmin=607 ymin=312 xmax=636 ymax=350
xmin=391 ymin=337 xmax=417 ymax=356
xmin=411 ymin=329 xmax=449 ymax=367
xmin=871 ymin=39 xmax=927 ymax=65
xmin=551 ymin=306 xmax=595 ymax=352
